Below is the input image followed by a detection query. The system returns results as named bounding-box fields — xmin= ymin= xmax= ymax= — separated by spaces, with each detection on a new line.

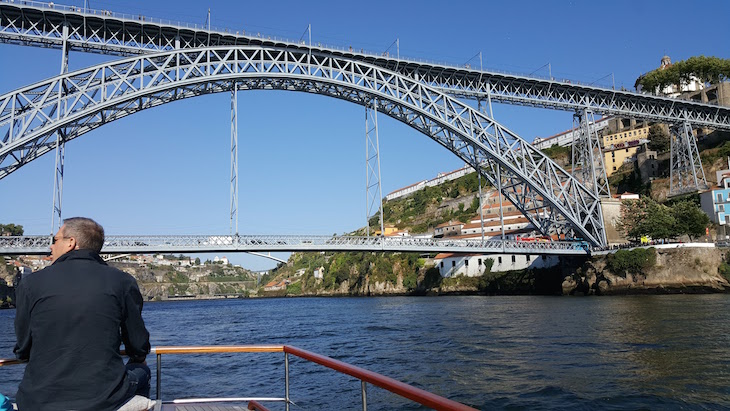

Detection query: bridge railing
xmin=0 ymin=235 xmax=592 ymax=255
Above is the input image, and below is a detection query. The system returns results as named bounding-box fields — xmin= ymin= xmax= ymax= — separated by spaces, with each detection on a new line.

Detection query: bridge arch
xmin=0 ymin=46 xmax=606 ymax=246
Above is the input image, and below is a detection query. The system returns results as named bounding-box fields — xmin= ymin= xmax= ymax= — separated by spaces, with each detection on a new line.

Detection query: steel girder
xmin=0 ymin=235 xmax=591 ymax=255
xmin=1 ymin=1 xmax=729 ymax=130
xmin=0 ymin=46 xmax=607 ymax=246
xmin=669 ymin=122 xmax=708 ymax=196
xmin=571 ymin=109 xmax=611 ymax=198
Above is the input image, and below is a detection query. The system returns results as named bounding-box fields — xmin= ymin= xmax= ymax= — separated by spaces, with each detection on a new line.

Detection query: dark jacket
xmin=14 ymin=249 xmax=150 ymax=411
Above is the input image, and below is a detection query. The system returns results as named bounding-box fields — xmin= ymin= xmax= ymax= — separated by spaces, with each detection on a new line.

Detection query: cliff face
xmin=562 ymin=247 xmax=729 ymax=295
xmin=110 ymin=262 xmax=256 ymax=301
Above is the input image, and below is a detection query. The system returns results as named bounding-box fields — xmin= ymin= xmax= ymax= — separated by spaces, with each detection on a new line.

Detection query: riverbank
xmin=1 ymin=246 xmax=728 ymax=307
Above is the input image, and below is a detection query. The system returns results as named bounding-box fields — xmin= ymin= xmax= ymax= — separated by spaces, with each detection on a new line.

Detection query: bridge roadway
xmin=0 ymin=235 xmax=590 ymax=256
xmin=0 ymin=0 xmax=728 ymax=130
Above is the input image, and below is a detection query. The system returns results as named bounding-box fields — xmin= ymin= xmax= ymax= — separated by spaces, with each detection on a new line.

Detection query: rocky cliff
xmin=561 ymin=247 xmax=729 ymax=295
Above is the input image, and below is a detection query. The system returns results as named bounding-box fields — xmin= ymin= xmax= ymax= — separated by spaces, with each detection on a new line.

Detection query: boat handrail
xmin=2 ymin=344 xmax=478 ymax=411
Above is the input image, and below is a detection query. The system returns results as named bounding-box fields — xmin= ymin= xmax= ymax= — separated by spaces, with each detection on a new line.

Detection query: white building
xmin=434 ymin=252 xmax=560 ymax=276
xmin=313 ymin=266 xmax=325 ymax=279
xmin=532 ymin=117 xmax=611 ymax=150
xmin=385 ymin=164 xmax=475 ymax=201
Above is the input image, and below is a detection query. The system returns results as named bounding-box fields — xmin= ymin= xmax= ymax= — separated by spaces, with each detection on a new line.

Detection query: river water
xmin=2 ymin=295 xmax=730 ymax=410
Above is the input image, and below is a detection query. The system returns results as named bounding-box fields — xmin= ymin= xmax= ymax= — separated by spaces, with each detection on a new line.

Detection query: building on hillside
xmin=615 ymin=192 xmax=640 ymax=200
xmin=384 ymin=164 xmax=475 ymax=201
xmin=700 ymin=167 xmax=730 ymax=233
xmin=374 ymin=225 xmax=399 ymax=236
xmin=385 ymin=229 xmax=410 ymax=237
xmin=264 ymin=280 xmax=288 ymax=291
xmin=683 ymin=82 xmax=730 ymax=107
xmin=434 ymin=252 xmax=560 ymax=276
xmin=434 ymin=221 xmax=464 ymax=238
xmin=384 ymin=180 xmax=427 ymax=201
xmin=532 ymin=117 xmax=611 ymax=150
xmin=601 ymin=125 xmax=650 ymax=176
xmin=460 ymin=217 xmax=532 ymax=237
xmin=636 ymin=146 xmax=660 ymax=182
xmin=313 ymin=266 xmax=325 ymax=279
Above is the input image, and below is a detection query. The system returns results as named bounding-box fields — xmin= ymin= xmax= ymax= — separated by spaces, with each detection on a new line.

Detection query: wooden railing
xmin=3 ymin=345 xmax=478 ymax=411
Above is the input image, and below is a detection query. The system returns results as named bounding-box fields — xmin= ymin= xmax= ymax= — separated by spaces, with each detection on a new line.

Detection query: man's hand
xmin=127 ymin=356 xmax=147 ymax=365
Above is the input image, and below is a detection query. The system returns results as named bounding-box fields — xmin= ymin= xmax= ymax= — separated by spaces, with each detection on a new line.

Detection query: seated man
xmin=14 ymin=217 xmax=151 ymax=411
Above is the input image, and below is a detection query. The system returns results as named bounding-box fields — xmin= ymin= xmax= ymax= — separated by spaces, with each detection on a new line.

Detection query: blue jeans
xmin=124 ymin=363 xmax=151 ymax=399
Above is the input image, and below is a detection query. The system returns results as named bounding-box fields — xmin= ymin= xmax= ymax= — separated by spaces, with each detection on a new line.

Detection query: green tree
xmin=641 ymin=202 xmax=675 ymax=240
xmin=647 ymin=124 xmax=670 ymax=153
xmin=670 ymin=201 xmax=710 ymax=240
xmin=636 ymin=56 xmax=730 ymax=93
xmin=619 ymin=197 xmax=674 ymax=240
xmin=0 ymin=224 xmax=24 ymax=236
xmin=194 ymin=257 xmax=201 ymax=265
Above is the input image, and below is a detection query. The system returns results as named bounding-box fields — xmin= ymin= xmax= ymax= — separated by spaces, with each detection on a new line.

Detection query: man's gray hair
xmin=62 ymin=217 xmax=105 ymax=253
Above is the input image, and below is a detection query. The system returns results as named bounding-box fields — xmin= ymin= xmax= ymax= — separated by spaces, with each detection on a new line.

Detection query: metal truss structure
xmin=1 ymin=0 xmax=728 ymax=130
xmin=571 ymin=109 xmax=610 ymax=198
xmin=230 ymin=86 xmax=238 ymax=234
xmin=0 ymin=46 xmax=607 ymax=245
xmin=365 ymin=98 xmax=384 ymax=236
xmin=0 ymin=235 xmax=592 ymax=256
xmin=669 ymin=122 xmax=708 ymax=196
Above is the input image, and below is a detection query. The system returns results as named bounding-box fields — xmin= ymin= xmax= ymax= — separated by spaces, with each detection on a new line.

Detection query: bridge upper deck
xmin=1 ymin=0 xmax=728 ymax=130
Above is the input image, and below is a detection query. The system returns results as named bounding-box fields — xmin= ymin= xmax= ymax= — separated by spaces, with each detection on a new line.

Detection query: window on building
xmin=498 ymin=256 xmax=502 ymax=264
xmin=452 ymin=261 xmax=455 ymax=267
xmin=440 ymin=261 xmax=443 ymax=268
xmin=625 ymin=148 xmax=629 ymax=153
xmin=478 ymin=258 xmax=482 ymax=266
xmin=526 ymin=255 xmax=531 ymax=262
xmin=718 ymin=193 xmax=724 ymax=203
xmin=465 ymin=259 xmax=469 ymax=267
xmin=613 ymin=166 xmax=617 ymax=171
xmin=726 ymin=215 xmax=730 ymax=224
xmin=511 ymin=255 xmax=516 ymax=263
xmin=720 ymin=204 xmax=725 ymax=212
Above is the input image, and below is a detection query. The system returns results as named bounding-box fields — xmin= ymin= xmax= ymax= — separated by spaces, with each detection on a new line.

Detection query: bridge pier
xmin=365 ymin=98 xmax=384 ymax=236
xmin=51 ymin=22 xmax=70 ymax=234
xmin=669 ymin=120 xmax=708 ymax=196
xmin=230 ymin=84 xmax=239 ymax=234
xmin=571 ymin=109 xmax=610 ymax=198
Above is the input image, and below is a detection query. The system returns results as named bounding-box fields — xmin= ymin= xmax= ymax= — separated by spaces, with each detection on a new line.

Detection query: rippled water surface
xmin=2 ymin=295 xmax=730 ymax=410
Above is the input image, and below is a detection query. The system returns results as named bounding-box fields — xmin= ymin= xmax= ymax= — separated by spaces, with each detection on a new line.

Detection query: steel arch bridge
xmin=0 ymin=46 xmax=607 ymax=246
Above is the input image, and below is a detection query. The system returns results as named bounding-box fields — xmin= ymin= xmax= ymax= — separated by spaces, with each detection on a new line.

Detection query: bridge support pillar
xmin=669 ymin=121 xmax=707 ymax=196
xmin=51 ymin=23 xmax=70 ymax=234
xmin=365 ymin=99 xmax=384 ymax=237
xmin=571 ymin=109 xmax=610 ymax=198
xmin=230 ymin=84 xmax=239 ymax=234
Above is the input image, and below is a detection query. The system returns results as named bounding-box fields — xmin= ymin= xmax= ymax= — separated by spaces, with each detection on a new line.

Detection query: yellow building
xmin=602 ymin=126 xmax=650 ymax=176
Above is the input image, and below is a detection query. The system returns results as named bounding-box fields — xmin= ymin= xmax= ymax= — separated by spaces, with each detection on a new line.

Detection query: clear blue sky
xmin=1 ymin=0 xmax=728 ymax=270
